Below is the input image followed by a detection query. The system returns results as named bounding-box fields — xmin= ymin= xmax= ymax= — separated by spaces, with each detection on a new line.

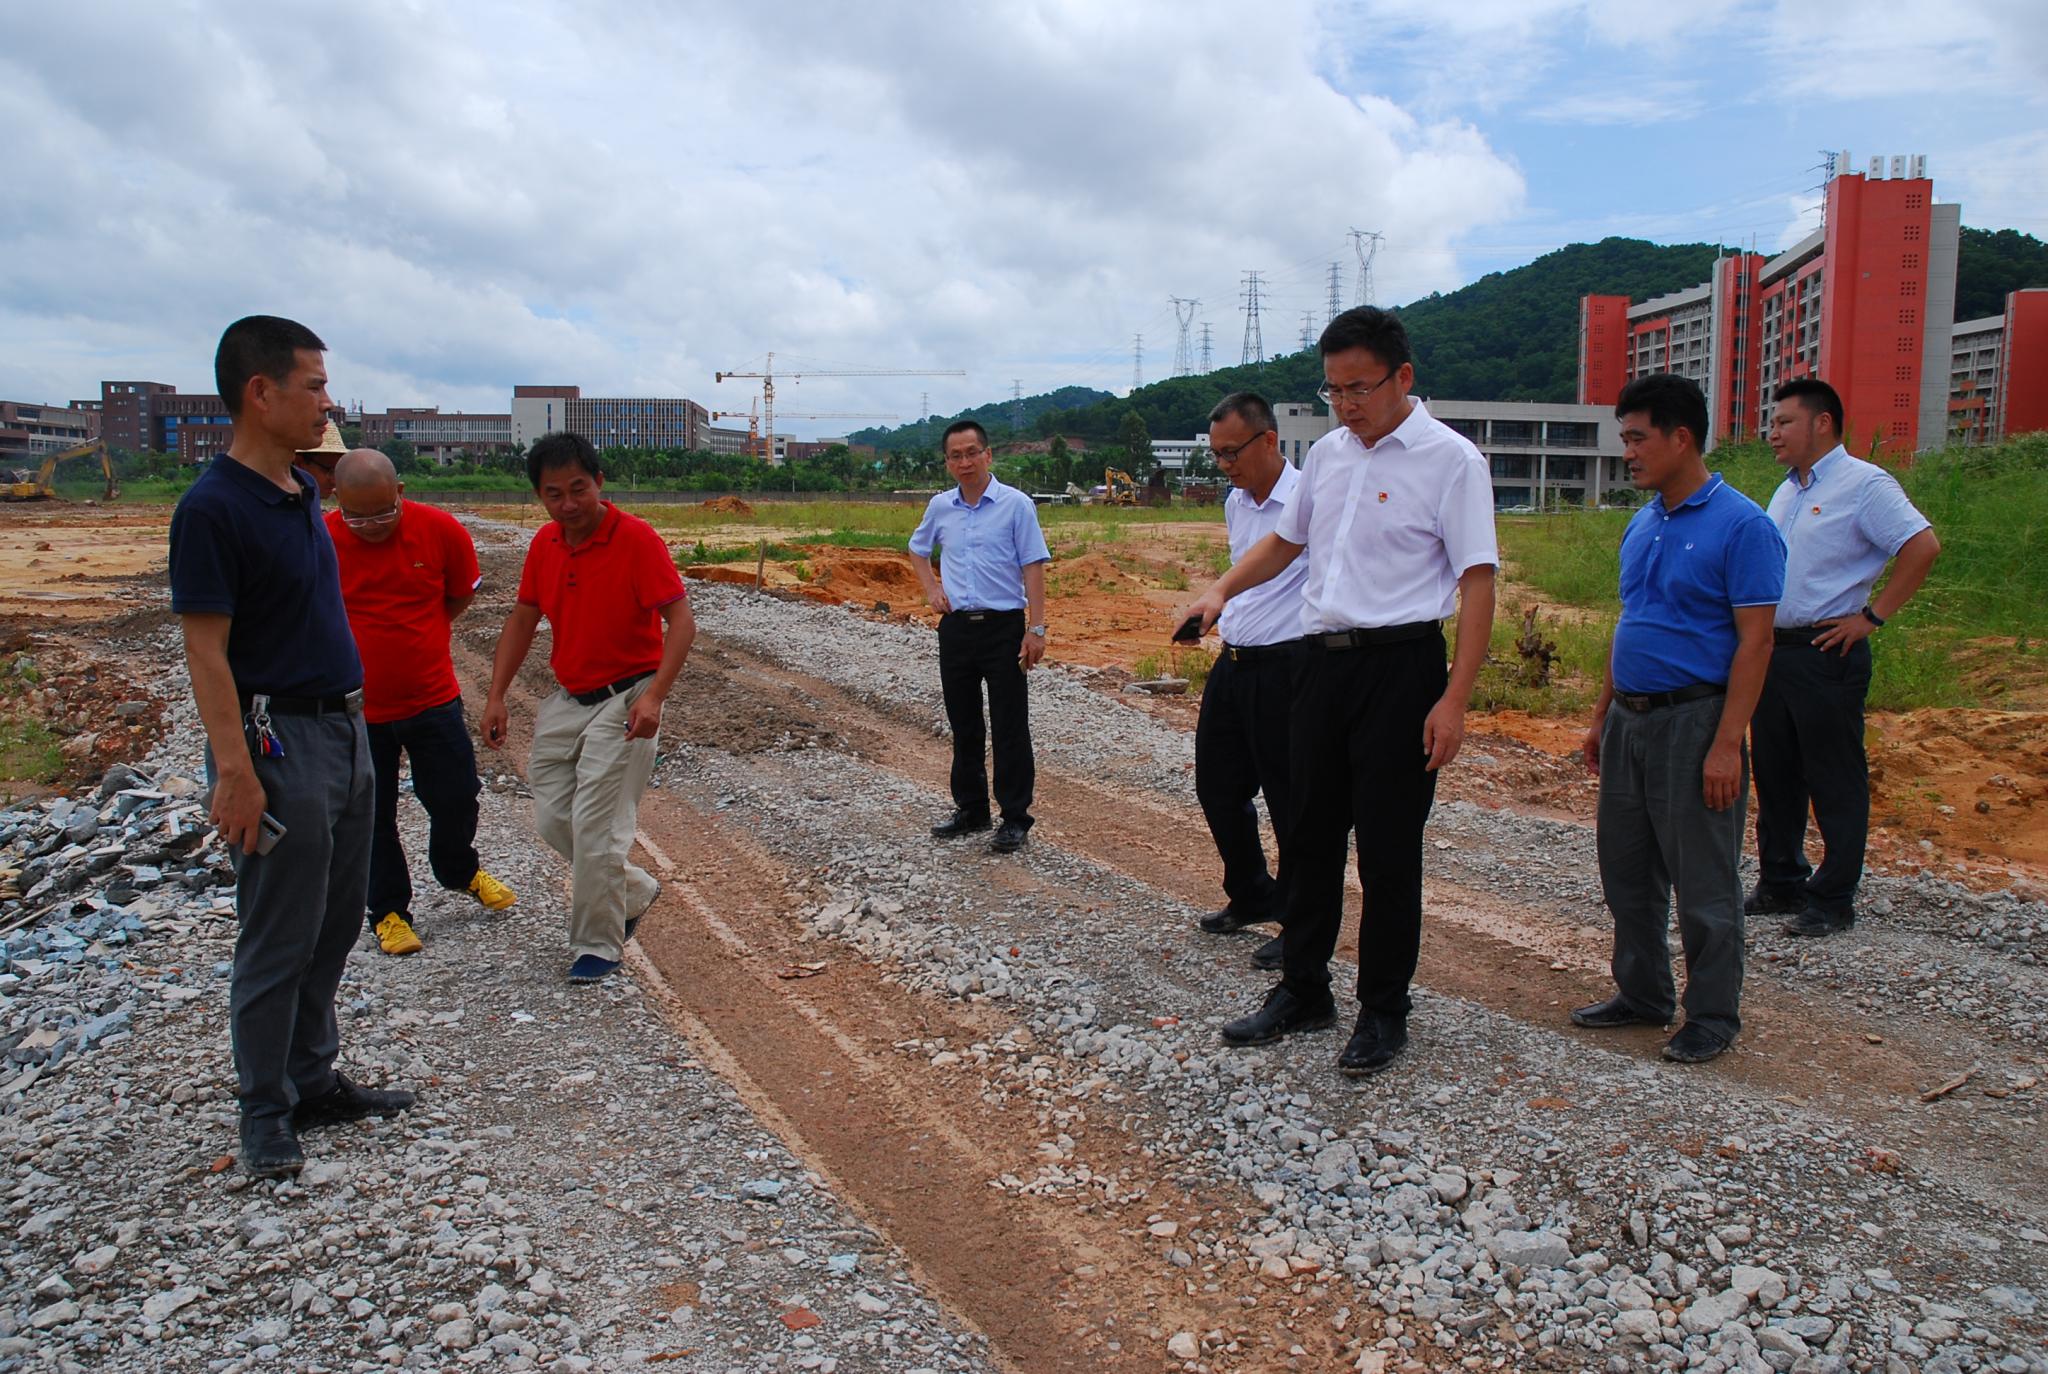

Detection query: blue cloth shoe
xmin=568 ymin=954 xmax=620 ymax=984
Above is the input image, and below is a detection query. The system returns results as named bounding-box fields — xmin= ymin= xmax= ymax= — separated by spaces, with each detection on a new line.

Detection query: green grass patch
xmin=1132 ymin=646 xmax=1213 ymax=693
xmin=1497 ymin=435 xmax=2048 ymax=710
xmin=0 ymin=718 xmax=64 ymax=788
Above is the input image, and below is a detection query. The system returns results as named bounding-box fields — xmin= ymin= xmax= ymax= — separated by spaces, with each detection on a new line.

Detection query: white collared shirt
xmin=1216 ymin=461 xmax=1308 ymax=647
xmin=1765 ymin=445 xmax=1931 ymax=627
xmin=1272 ymin=400 xmax=1499 ymax=633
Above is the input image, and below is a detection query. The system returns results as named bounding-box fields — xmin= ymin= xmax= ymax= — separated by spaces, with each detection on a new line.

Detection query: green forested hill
xmin=847 ymin=384 xmax=1110 ymax=452
xmin=852 ymin=228 xmax=2048 ymax=454
xmin=1955 ymin=227 xmax=2048 ymax=321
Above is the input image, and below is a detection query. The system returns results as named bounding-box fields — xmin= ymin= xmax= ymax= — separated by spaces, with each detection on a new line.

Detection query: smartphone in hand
xmin=1173 ymin=614 xmax=1205 ymax=644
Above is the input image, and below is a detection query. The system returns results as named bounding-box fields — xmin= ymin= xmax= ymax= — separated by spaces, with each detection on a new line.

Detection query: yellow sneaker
xmin=467 ymin=869 xmax=517 ymax=911
xmin=374 ymin=912 xmax=423 ymax=956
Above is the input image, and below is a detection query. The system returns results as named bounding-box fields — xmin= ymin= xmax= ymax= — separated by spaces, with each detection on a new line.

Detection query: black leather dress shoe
xmin=1744 ymin=883 xmax=1806 ymax=916
xmin=240 ymin=1116 xmax=304 ymax=1180
xmin=1569 ymin=995 xmax=1668 ymax=1030
xmin=1336 ymin=1013 xmax=1408 ymax=1077
xmin=1783 ymin=907 xmax=1855 ymax=938
xmin=1199 ymin=907 xmax=1269 ymax=935
xmin=930 ymin=811 xmax=992 ymax=839
xmin=294 ymin=1073 xmax=419 ymax=1133
xmin=1662 ymin=1023 xmax=1732 ymax=1064
xmin=1220 ymin=984 xmax=1337 ymax=1045
xmin=989 ymin=820 xmax=1029 ymax=854
xmin=1250 ymin=936 xmax=1284 ymax=971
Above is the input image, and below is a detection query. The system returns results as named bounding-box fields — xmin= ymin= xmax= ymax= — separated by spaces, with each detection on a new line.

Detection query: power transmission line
xmin=1326 ymin=262 xmax=1342 ymax=324
xmin=1131 ymin=334 xmax=1143 ymax=390
xmin=1170 ymin=296 xmax=1201 ymax=376
xmin=1240 ymin=271 xmax=1265 ymax=366
xmin=1199 ymin=322 xmax=1213 ymax=373
xmin=1348 ymin=227 xmax=1384 ymax=306
xmin=1010 ymin=380 xmax=1024 ymax=432
xmin=1299 ymin=312 xmax=1314 ymax=352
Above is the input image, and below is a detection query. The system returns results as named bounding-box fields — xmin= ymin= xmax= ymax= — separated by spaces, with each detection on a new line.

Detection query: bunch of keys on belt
xmin=248 ymin=693 xmax=284 ymax=759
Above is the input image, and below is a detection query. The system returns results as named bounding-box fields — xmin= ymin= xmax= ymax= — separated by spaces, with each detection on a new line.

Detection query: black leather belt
xmin=571 ymin=670 xmax=654 ymax=706
xmin=1309 ymin=621 xmax=1440 ymax=651
xmin=1616 ymin=682 xmax=1725 ymax=713
xmin=1774 ymin=626 xmax=1821 ymax=646
xmin=1223 ymin=639 xmax=1302 ymax=663
xmin=240 ymin=689 xmax=363 ymax=717
xmin=951 ymin=608 xmax=1022 ymax=622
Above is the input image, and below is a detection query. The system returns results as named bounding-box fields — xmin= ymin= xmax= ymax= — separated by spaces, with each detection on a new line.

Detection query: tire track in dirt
xmin=447 ymin=627 xmax=1359 ymax=1374
xmin=612 ymin=626 xmax=2043 ymax=1207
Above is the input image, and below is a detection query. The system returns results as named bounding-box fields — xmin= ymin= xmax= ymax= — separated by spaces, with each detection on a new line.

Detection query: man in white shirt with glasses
xmin=1184 ymin=307 xmax=1497 ymax=1077
xmin=1185 ymin=392 xmax=1308 ymax=972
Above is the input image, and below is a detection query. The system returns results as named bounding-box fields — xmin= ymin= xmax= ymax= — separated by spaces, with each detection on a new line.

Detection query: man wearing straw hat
xmin=295 ymin=420 xmax=348 ymax=498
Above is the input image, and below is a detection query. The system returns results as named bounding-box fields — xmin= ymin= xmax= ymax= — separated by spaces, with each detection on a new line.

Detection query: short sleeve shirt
xmin=168 ymin=454 xmax=363 ymax=697
xmin=1611 ymin=475 xmax=1787 ymax=694
xmin=327 ymin=501 xmax=482 ymax=724
xmin=515 ymin=502 xmax=686 ymax=695
xmin=907 ymin=476 xmax=1051 ymax=612
xmin=1765 ymin=446 xmax=1931 ymax=626
xmin=1216 ymin=462 xmax=1308 ymax=647
xmin=1273 ymin=401 xmax=1498 ymax=633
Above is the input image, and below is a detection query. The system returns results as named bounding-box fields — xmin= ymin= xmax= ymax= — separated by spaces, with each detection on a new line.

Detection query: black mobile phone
xmin=1173 ymin=614 xmax=1205 ymax=644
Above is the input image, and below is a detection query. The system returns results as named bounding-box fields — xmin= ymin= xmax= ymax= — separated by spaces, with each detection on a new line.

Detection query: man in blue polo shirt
xmin=169 ymin=316 xmax=415 ymax=1179
xmin=908 ymin=420 xmax=1051 ymax=855
xmin=1575 ymin=374 xmax=1785 ymax=1064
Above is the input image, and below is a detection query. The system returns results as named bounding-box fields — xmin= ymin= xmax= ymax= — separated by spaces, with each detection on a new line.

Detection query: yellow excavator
xmin=3 ymin=441 xmax=118 ymax=502
xmin=1100 ymin=468 xmax=1139 ymax=506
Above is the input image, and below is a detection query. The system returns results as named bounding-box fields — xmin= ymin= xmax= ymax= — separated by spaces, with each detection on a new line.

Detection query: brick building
xmin=0 ymin=400 xmax=100 ymax=463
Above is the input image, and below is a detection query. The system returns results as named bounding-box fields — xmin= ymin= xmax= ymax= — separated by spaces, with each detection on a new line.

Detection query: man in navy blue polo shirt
xmin=169 ymin=316 xmax=415 ymax=1179
xmin=908 ymin=420 xmax=1052 ymax=855
xmin=1574 ymin=374 xmax=1785 ymax=1064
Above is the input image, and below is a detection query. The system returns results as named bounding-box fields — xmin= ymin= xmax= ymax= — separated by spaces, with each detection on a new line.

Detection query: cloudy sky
xmin=3 ymin=1 xmax=2044 ymax=433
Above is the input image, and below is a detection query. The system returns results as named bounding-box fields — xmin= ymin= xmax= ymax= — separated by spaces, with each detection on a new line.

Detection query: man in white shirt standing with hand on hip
xmin=1184 ymin=307 xmax=1498 ymax=1076
xmin=1186 ymin=391 xmax=1309 ymax=972
xmin=1750 ymin=378 xmax=1939 ymax=937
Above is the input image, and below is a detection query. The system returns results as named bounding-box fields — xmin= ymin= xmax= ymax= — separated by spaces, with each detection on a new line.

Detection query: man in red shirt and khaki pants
xmin=481 ymin=432 xmax=696 ymax=983
xmin=327 ymin=449 xmax=518 ymax=955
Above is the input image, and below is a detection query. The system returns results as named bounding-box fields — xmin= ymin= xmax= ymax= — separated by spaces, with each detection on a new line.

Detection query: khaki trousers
xmin=529 ymin=681 xmax=660 ymax=960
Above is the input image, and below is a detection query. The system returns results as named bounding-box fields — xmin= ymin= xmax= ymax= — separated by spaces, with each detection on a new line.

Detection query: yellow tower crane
xmin=714 ymin=353 xmax=965 ymax=463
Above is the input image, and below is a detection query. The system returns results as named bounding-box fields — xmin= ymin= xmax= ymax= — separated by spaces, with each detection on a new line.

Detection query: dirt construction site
xmin=0 ymin=500 xmax=2044 ymax=1374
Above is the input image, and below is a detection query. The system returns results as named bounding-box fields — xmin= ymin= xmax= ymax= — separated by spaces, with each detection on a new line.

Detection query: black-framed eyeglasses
xmin=1208 ymin=430 xmax=1272 ymax=465
xmin=944 ymin=445 xmax=989 ymax=460
xmin=298 ymin=454 xmax=338 ymax=473
xmin=339 ymin=503 xmax=400 ymax=528
xmin=1317 ymin=374 xmax=1394 ymax=408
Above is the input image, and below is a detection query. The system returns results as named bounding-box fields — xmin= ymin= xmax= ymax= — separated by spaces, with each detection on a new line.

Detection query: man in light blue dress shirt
xmin=909 ymin=421 xmax=1052 ymax=855
xmin=1751 ymin=379 xmax=1940 ymax=937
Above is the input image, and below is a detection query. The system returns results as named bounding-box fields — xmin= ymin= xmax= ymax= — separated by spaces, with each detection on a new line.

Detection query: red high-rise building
xmin=1580 ymin=156 xmax=1962 ymax=457
xmin=2000 ymin=289 xmax=2048 ymax=441
xmin=1577 ymin=294 xmax=1631 ymax=408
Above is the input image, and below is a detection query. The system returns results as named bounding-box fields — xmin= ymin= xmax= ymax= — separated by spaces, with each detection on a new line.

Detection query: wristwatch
xmin=1860 ymin=603 xmax=1886 ymax=628
xmin=1027 ymin=624 xmax=1048 ymax=638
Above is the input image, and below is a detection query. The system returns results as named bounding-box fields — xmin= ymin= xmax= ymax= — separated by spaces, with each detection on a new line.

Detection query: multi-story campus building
xmin=0 ymin=400 xmax=100 ymax=462
xmin=358 ymin=407 xmax=515 ymax=462
xmin=510 ymin=385 xmax=708 ymax=453
xmin=1574 ymin=155 xmax=2019 ymax=456
xmin=1947 ymin=289 xmax=2048 ymax=446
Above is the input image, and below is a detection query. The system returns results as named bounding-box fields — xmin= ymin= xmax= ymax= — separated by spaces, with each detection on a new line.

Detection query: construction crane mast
xmin=714 ymin=353 xmax=965 ymax=463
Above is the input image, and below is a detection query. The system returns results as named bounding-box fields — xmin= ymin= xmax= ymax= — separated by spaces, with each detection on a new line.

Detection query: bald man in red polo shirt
xmin=328 ymin=449 xmax=517 ymax=958
xmin=480 ymin=432 xmax=696 ymax=984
